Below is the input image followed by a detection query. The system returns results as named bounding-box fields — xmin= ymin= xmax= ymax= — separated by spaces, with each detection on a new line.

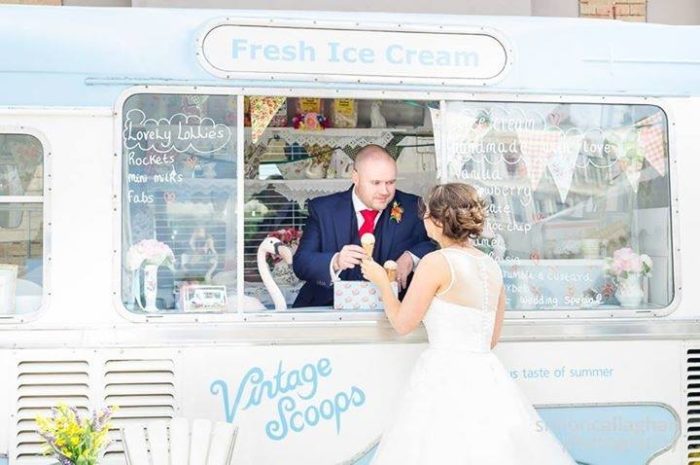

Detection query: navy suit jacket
xmin=292 ymin=188 xmax=436 ymax=308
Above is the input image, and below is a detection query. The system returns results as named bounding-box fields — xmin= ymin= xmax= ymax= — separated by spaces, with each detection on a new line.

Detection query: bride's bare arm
xmin=490 ymin=286 xmax=506 ymax=349
xmin=361 ymin=252 xmax=447 ymax=336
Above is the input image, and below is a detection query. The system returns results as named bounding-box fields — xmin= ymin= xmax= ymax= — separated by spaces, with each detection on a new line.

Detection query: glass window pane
xmin=0 ymin=133 xmax=44 ymax=316
xmin=242 ymin=97 xmax=438 ymax=312
xmin=0 ymin=135 xmax=43 ymax=198
xmin=121 ymin=93 xmax=238 ymax=314
xmin=442 ymin=101 xmax=672 ymax=312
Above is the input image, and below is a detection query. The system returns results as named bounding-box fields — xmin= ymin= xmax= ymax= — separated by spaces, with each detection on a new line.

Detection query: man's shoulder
xmin=395 ymin=189 xmax=420 ymax=200
xmin=394 ymin=190 xmax=421 ymax=209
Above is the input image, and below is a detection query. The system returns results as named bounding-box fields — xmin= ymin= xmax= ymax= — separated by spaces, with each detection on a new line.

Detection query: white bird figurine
xmin=370 ymin=101 xmax=387 ymax=128
xmin=258 ymin=236 xmax=294 ymax=311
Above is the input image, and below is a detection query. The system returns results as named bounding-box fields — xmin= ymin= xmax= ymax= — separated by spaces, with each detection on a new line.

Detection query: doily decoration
xmin=272 ymin=128 xmax=395 ymax=149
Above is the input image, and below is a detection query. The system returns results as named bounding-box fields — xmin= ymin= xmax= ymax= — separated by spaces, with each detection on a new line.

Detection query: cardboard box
xmin=333 ymin=281 xmax=398 ymax=310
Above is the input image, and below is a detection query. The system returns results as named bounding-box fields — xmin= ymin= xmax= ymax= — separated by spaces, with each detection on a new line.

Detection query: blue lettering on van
xmin=385 ymin=44 xmax=479 ymax=66
xmin=327 ymin=42 xmax=375 ymax=64
xmin=231 ymin=39 xmax=316 ymax=62
xmin=210 ymin=358 xmax=366 ymax=441
xmin=228 ymin=38 xmax=479 ymax=68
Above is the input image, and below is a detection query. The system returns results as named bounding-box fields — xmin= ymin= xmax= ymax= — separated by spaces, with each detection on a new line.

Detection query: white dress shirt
xmin=329 ymin=189 xmax=418 ymax=282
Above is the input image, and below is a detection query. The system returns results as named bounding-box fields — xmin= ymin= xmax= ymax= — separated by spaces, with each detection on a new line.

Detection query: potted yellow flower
xmin=35 ymin=404 xmax=116 ymax=465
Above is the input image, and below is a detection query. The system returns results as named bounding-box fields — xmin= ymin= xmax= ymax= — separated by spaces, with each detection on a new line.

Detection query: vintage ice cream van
xmin=0 ymin=4 xmax=698 ymax=464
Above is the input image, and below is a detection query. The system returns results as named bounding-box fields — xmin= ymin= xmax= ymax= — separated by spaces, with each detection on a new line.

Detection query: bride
xmin=360 ymin=183 xmax=577 ymax=464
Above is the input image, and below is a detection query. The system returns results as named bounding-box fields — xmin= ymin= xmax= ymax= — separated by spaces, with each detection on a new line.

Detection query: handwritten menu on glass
xmin=123 ymin=105 xmax=234 ymax=204
xmin=441 ymin=102 xmax=668 ymax=310
xmin=120 ymin=94 xmax=239 ymax=312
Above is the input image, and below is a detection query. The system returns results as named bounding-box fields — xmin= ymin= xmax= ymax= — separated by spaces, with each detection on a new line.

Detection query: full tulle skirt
xmin=371 ymin=348 xmax=578 ymax=464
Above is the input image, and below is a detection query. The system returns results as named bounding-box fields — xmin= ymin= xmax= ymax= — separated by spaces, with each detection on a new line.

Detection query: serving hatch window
xmin=441 ymin=101 xmax=673 ymax=312
xmin=241 ymin=97 xmax=438 ymax=311
xmin=120 ymin=93 xmax=672 ymax=317
xmin=0 ymin=134 xmax=44 ymax=317
xmin=121 ymin=93 xmax=238 ymax=314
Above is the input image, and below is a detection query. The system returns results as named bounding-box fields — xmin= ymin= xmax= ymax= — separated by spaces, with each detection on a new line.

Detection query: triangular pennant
xmin=516 ymin=129 xmax=563 ymax=190
xmin=634 ymin=112 xmax=666 ymax=176
xmin=637 ymin=124 xmax=666 ymax=176
xmin=251 ymin=96 xmax=285 ymax=144
xmin=548 ymin=133 xmax=583 ymax=203
xmin=637 ymin=111 xmax=664 ymax=127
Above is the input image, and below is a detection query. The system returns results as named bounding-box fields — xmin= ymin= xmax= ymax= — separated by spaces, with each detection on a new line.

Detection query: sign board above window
xmin=197 ymin=21 xmax=510 ymax=85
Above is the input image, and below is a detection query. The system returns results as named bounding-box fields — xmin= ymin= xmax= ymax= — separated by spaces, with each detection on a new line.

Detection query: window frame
xmin=436 ymin=96 xmax=680 ymax=319
xmin=0 ymin=126 xmax=51 ymax=324
xmin=113 ymin=86 xmax=681 ymax=323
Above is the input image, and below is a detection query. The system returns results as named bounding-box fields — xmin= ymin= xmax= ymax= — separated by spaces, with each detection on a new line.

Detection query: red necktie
xmin=358 ymin=209 xmax=379 ymax=237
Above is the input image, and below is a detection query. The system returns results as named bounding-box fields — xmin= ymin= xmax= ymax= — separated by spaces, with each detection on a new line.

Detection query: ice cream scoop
xmin=383 ymin=260 xmax=397 ymax=281
xmin=361 ymin=233 xmax=376 ymax=259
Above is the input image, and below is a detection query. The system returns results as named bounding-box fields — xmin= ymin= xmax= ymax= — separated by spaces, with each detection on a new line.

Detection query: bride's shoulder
xmin=416 ymin=250 xmax=450 ymax=273
xmin=420 ymin=249 xmax=448 ymax=264
xmin=414 ymin=251 xmax=452 ymax=288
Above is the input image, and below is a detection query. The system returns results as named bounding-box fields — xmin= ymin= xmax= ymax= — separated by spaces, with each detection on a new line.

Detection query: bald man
xmin=292 ymin=145 xmax=436 ymax=308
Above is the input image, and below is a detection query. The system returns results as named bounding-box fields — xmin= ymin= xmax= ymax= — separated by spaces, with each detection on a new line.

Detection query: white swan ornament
xmin=258 ymin=236 xmax=294 ymax=311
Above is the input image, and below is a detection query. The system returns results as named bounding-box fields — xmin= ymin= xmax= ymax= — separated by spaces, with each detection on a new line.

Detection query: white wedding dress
xmin=371 ymin=248 xmax=578 ymax=464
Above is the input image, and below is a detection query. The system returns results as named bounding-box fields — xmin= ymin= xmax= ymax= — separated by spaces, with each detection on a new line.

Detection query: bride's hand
xmin=361 ymin=259 xmax=389 ymax=286
xmin=361 ymin=259 xmax=387 ymax=285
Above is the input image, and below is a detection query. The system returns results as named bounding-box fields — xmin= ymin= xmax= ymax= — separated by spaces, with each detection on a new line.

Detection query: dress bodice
xmin=423 ymin=301 xmax=497 ymax=353
xmin=421 ymin=248 xmax=503 ymax=353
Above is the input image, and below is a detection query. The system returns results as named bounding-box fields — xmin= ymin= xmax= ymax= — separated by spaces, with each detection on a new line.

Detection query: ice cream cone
xmin=361 ymin=233 xmax=376 ymax=259
xmin=384 ymin=260 xmax=397 ymax=281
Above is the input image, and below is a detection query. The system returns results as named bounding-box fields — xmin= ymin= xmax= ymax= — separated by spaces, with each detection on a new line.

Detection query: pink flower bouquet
xmin=126 ymin=239 xmax=175 ymax=271
xmin=604 ymin=247 xmax=653 ymax=281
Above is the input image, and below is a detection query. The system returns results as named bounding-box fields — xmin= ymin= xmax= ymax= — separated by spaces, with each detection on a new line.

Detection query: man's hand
xmin=333 ymin=245 xmax=368 ymax=272
xmin=395 ymin=251 xmax=415 ymax=291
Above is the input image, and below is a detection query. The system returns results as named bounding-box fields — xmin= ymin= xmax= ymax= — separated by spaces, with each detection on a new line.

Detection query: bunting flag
xmin=548 ymin=133 xmax=584 ymax=203
xmin=516 ymin=129 xmax=563 ymax=190
xmin=636 ymin=112 xmax=666 ymax=176
xmin=251 ymin=96 xmax=285 ymax=144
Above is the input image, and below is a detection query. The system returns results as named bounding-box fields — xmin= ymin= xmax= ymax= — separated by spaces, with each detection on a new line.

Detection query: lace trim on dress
xmin=477 ymin=257 xmax=491 ymax=349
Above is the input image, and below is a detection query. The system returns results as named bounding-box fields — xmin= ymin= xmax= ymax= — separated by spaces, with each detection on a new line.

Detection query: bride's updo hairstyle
xmin=422 ymin=183 xmax=487 ymax=241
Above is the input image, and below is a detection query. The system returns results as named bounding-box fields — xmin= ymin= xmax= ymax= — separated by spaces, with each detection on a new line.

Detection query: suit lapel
xmin=377 ymin=202 xmax=397 ymax=262
xmin=334 ymin=187 xmax=357 ymax=251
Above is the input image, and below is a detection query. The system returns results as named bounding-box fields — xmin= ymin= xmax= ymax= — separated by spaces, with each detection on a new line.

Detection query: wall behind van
xmin=56 ymin=0 xmax=700 ymax=24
